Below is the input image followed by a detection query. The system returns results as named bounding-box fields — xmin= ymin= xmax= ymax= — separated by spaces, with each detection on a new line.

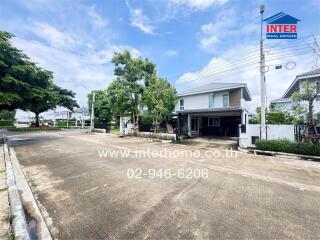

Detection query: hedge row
xmin=7 ymin=127 xmax=61 ymax=131
xmin=255 ymin=139 xmax=320 ymax=156
xmin=56 ymin=120 xmax=77 ymax=127
xmin=0 ymin=120 xmax=13 ymax=127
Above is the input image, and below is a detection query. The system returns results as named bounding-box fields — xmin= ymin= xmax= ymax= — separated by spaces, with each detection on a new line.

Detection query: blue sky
xmin=1 ymin=0 xmax=320 ymax=115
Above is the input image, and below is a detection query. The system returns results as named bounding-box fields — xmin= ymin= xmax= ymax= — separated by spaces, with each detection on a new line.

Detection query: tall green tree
xmin=21 ymin=68 xmax=78 ymax=127
xmin=88 ymin=90 xmax=111 ymax=127
xmin=0 ymin=31 xmax=34 ymax=110
xmin=142 ymin=77 xmax=176 ymax=131
xmin=106 ymin=78 xmax=132 ymax=118
xmin=0 ymin=31 xmax=78 ymax=126
xmin=111 ymin=50 xmax=156 ymax=126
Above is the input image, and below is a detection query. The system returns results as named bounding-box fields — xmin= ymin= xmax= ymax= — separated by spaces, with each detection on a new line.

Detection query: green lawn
xmin=110 ymin=127 xmax=119 ymax=133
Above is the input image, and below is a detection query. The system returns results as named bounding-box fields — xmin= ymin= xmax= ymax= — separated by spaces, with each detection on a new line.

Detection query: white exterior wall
xmin=176 ymin=91 xmax=242 ymax=111
xmin=239 ymin=124 xmax=295 ymax=148
xmin=268 ymin=125 xmax=295 ymax=140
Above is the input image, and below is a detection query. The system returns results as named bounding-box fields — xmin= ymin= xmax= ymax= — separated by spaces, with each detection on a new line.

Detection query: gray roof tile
xmin=297 ymin=68 xmax=320 ymax=77
xmin=178 ymin=82 xmax=246 ymax=95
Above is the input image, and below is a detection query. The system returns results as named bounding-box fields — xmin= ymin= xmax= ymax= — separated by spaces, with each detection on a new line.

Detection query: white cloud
xmin=32 ymin=22 xmax=75 ymax=49
xmin=165 ymin=50 xmax=179 ymax=56
xmin=88 ymin=5 xmax=108 ymax=28
xmin=198 ymin=9 xmax=259 ymax=53
xmin=176 ymin=44 xmax=317 ymax=113
xmin=129 ymin=8 xmax=155 ymax=34
xmin=169 ymin=0 xmax=228 ymax=10
xmin=199 ymin=9 xmax=234 ymax=52
xmin=89 ymin=45 xmax=141 ymax=64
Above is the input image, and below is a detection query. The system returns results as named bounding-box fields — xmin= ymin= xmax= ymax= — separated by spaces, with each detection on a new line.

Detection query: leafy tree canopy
xmin=0 ymin=31 xmax=78 ymax=126
xmin=0 ymin=110 xmax=15 ymax=120
xmin=110 ymin=51 xmax=156 ymax=125
xmin=142 ymin=77 xmax=176 ymax=128
xmin=292 ymin=80 xmax=318 ymax=124
xmin=88 ymin=90 xmax=111 ymax=126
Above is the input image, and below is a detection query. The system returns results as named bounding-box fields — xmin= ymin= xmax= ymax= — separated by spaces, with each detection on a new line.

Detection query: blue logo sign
xmin=264 ymin=12 xmax=300 ymax=39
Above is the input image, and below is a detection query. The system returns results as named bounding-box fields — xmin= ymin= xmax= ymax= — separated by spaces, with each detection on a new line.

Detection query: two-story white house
xmin=174 ymin=82 xmax=252 ymax=137
xmin=270 ymin=68 xmax=320 ymax=121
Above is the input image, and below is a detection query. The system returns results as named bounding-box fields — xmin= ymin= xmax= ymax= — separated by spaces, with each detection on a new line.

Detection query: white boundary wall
xmin=239 ymin=124 xmax=295 ymax=148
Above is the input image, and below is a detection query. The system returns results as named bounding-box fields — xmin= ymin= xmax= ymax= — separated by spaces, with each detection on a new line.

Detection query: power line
xmin=177 ymin=53 xmax=317 ymax=84
xmin=169 ymin=33 xmax=320 ymax=82
xmin=173 ymin=45 xmax=318 ymax=81
xmin=174 ymin=41 xmax=318 ymax=79
xmin=179 ymin=50 xmax=314 ymax=80
xmin=176 ymin=51 xmax=315 ymax=83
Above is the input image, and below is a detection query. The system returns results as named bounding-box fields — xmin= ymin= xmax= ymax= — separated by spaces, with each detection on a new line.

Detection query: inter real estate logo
xmin=263 ymin=12 xmax=300 ymax=39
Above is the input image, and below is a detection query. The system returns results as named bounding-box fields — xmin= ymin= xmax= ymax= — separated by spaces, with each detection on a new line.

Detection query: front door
xmin=191 ymin=117 xmax=198 ymax=132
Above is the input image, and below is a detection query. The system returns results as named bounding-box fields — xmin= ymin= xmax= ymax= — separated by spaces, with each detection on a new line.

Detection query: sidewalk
xmin=0 ymin=144 xmax=10 ymax=239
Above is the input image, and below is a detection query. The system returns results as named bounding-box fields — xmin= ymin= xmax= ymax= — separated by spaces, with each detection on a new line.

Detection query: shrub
xmin=56 ymin=120 xmax=77 ymax=127
xmin=139 ymin=115 xmax=153 ymax=132
xmin=267 ymin=112 xmax=286 ymax=124
xmin=0 ymin=120 xmax=13 ymax=127
xmin=256 ymin=139 xmax=320 ymax=156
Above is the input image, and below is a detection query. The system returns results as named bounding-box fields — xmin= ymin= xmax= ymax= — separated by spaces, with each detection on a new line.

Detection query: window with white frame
xmin=208 ymin=117 xmax=220 ymax=127
xmin=208 ymin=94 xmax=214 ymax=108
xmin=179 ymin=99 xmax=184 ymax=110
xmin=223 ymin=94 xmax=229 ymax=107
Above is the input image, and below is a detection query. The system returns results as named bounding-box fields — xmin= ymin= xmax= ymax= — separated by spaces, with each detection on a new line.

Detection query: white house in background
xmin=174 ymin=82 xmax=252 ymax=137
xmin=270 ymin=68 xmax=320 ymax=120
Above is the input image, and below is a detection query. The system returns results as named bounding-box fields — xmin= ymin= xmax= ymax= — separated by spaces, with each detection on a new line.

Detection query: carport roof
xmin=176 ymin=106 xmax=242 ymax=114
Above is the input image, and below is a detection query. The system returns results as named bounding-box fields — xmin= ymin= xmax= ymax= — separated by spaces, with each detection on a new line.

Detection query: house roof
xmin=177 ymin=82 xmax=252 ymax=100
xmin=270 ymin=97 xmax=292 ymax=104
xmin=263 ymin=12 xmax=300 ymax=24
xmin=73 ymin=107 xmax=89 ymax=113
xmin=283 ymin=67 xmax=320 ymax=98
xmin=296 ymin=68 xmax=320 ymax=77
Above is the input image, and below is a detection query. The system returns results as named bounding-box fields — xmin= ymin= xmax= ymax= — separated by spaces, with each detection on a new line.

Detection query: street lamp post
xmin=260 ymin=4 xmax=267 ymax=140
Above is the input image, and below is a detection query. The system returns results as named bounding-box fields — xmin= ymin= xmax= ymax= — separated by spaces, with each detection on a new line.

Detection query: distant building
xmin=270 ymin=68 xmax=320 ymax=121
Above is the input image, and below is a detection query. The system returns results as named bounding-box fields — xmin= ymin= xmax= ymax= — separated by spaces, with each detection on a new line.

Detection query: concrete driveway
xmin=6 ymin=130 xmax=320 ymax=239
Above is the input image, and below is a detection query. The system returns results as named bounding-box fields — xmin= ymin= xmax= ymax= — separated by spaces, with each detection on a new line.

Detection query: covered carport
xmin=176 ymin=107 xmax=245 ymax=137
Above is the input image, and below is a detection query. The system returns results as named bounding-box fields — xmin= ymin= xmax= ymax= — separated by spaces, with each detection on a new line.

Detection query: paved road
xmin=7 ymin=130 xmax=320 ymax=239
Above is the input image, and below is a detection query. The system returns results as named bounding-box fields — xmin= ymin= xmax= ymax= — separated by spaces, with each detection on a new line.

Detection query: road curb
xmin=238 ymin=147 xmax=320 ymax=162
xmin=3 ymin=136 xmax=53 ymax=240
xmin=3 ymin=138 xmax=30 ymax=240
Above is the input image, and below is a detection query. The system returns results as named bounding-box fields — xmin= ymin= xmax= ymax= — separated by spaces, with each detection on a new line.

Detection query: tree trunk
xmin=35 ymin=112 xmax=40 ymax=127
xmin=308 ymin=99 xmax=314 ymax=124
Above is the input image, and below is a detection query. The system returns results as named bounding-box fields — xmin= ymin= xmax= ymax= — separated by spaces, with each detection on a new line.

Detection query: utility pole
xmin=53 ymin=109 xmax=56 ymax=127
xmin=260 ymin=4 xmax=267 ymax=140
xmin=67 ymin=111 xmax=69 ymax=128
xmin=75 ymin=112 xmax=78 ymax=128
xmin=82 ymin=108 xmax=85 ymax=129
xmin=90 ymin=92 xmax=95 ymax=133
